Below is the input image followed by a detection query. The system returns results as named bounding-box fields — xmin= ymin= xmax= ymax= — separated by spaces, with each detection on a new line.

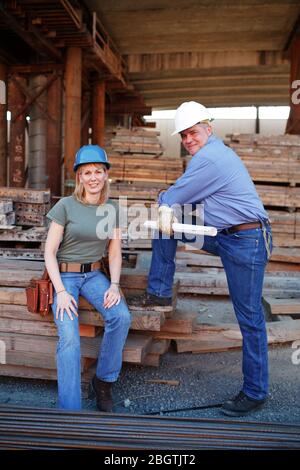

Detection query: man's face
xmin=180 ymin=123 xmax=212 ymax=156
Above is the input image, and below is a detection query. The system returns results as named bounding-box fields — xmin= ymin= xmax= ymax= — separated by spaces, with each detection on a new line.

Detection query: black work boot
xmin=221 ymin=391 xmax=266 ymax=417
xmin=91 ymin=375 xmax=114 ymax=412
xmin=128 ymin=292 xmax=173 ymax=312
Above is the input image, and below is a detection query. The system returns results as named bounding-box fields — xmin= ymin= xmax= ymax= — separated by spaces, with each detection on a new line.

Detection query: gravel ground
xmin=1 ymin=342 xmax=299 ymax=425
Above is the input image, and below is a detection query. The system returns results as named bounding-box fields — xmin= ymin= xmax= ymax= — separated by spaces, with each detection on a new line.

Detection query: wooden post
xmin=92 ymin=81 xmax=105 ymax=147
xmin=0 ymin=63 xmax=7 ymax=186
xmin=81 ymin=89 xmax=91 ymax=146
xmin=64 ymin=47 xmax=82 ymax=194
xmin=286 ymin=36 xmax=300 ymax=135
xmin=8 ymin=74 xmax=26 ymax=187
xmin=47 ymin=74 xmax=62 ymax=197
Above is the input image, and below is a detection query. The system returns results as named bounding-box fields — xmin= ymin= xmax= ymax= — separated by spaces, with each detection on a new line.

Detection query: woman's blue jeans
xmin=147 ymin=224 xmax=272 ymax=401
xmin=51 ymin=270 xmax=131 ymax=410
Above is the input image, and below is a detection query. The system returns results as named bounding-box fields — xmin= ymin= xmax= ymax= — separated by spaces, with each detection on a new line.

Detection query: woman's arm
xmin=44 ymin=220 xmax=78 ymax=320
xmin=103 ymin=228 xmax=122 ymax=309
xmin=44 ymin=221 xmax=65 ymax=293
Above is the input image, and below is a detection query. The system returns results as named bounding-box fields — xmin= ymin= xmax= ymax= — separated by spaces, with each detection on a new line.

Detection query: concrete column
xmin=47 ymin=75 xmax=62 ymax=196
xmin=64 ymin=47 xmax=82 ymax=194
xmin=0 ymin=63 xmax=7 ymax=186
xmin=28 ymin=74 xmax=47 ymax=188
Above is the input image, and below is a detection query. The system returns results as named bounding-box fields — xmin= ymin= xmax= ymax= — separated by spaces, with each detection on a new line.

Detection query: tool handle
xmin=144 ymin=220 xmax=217 ymax=237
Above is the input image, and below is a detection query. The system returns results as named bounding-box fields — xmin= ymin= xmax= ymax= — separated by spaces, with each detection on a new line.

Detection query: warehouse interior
xmin=0 ymin=0 xmax=300 ymax=449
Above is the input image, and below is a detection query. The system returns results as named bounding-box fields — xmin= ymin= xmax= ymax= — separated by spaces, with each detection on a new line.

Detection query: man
xmin=136 ymin=101 xmax=272 ymax=417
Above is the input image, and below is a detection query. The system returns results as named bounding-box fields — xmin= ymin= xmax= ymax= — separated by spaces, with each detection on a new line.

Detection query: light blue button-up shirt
xmin=159 ymin=135 xmax=268 ymax=230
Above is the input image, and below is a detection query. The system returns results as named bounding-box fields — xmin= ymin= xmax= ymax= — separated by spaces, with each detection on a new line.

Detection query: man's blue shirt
xmin=159 ymin=134 xmax=268 ymax=230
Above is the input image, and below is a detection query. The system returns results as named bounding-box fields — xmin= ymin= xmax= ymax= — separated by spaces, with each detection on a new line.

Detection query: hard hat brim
xmin=74 ymin=161 xmax=111 ymax=172
xmin=171 ymin=118 xmax=214 ymax=136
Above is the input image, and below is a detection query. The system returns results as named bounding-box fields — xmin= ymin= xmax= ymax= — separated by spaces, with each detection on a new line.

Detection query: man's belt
xmin=59 ymin=261 xmax=101 ymax=273
xmin=221 ymin=221 xmax=263 ymax=235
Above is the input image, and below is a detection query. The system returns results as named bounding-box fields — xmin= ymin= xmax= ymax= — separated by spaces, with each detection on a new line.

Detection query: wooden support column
xmin=64 ymin=47 xmax=82 ymax=194
xmin=81 ymin=89 xmax=91 ymax=146
xmin=92 ymin=81 xmax=105 ymax=147
xmin=286 ymin=36 xmax=300 ymax=134
xmin=47 ymin=74 xmax=62 ymax=197
xmin=8 ymin=74 xmax=26 ymax=187
xmin=0 ymin=63 xmax=7 ymax=186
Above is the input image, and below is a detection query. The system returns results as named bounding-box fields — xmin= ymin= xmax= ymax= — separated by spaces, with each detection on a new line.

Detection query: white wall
xmin=151 ymin=118 xmax=288 ymax=157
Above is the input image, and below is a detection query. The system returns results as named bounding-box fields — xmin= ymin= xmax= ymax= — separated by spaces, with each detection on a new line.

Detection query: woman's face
xmin=78 ymin=163 xmax=108 ymax=196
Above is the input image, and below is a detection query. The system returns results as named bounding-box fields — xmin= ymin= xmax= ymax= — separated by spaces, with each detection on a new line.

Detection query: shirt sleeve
xmin=46 ymin=199 xmax=67 ymax=227
xmin=159 ymin=156 xmax=221 ymax=207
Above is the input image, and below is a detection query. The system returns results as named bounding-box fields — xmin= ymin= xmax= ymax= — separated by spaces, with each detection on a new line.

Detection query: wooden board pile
xmin=111 ymin=127 xmax=164 ymax=155
xmin=0 ymin=188 xmax=50 ymax=260
xmin=225 ymin=133 xmax=300 ymax=248
xmin=0 ymin=259 xmax=185 ymax=386
xmin=105 ymin=126 xmax=183 ymax=184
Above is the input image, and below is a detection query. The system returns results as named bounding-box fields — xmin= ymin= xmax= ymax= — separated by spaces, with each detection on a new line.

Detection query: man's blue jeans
xmin=51 ymin=270 xmax=131 ymax=410
xmin=147 ymin=224 xmax=272 ymax=401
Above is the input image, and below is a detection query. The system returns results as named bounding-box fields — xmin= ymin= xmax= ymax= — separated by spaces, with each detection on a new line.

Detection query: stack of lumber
xmin=225 ymin=133 xmax=300 ymax=248
xmin=0 ymin=188 xmax=50 ymax=260
xmin=111 ymin=127 xmax=164 ymax=155
xmin=173 ymin=249 xmax=300 ymax=297
xmin=108 ymin=154 xmax=183 ymax=185
xmin=0 ymin=259 xmax=184 ymax=385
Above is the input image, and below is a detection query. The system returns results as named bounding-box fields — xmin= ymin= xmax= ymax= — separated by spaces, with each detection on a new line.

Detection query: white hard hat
xmin=172 ymin=101 xmax=213 ymax=135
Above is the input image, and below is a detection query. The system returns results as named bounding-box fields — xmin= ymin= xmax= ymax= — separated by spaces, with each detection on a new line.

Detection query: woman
xmin=44 ymin=144 xmax=131 ymax=411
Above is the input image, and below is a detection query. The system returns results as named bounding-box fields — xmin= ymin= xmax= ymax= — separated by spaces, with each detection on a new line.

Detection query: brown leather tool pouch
xmin=26 ymin=269 xmax=53 ymax=317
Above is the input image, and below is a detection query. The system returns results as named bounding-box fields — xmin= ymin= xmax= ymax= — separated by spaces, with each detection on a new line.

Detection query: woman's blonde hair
xmin=73 ymin=163 xmax=110 ymax=205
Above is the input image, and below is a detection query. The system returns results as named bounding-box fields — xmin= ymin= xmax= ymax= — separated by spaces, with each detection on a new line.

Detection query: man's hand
xmin=158 ymin=206 xmax=177 ymax=236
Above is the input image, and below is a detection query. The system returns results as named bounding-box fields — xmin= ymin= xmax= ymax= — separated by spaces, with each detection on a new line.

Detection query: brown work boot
xmin=127 ymin=292 xmax=173 ymax=312
xmin=91 ymin=375 xmax=114 ymax=412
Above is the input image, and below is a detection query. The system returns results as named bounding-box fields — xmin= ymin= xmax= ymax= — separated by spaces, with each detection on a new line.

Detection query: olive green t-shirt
xmin=46 ymin=196 xmax=120 ymax=264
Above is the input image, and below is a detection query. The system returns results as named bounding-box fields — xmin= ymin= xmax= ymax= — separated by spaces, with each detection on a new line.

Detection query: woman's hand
xmin=103 ymin=284 xmax=121 ymax=309
xmin=56 ymin=291 xmax=78 ymax=321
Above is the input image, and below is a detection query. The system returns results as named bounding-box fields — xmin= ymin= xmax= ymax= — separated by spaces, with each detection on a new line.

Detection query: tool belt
xmin=221 ymin=221 xmax=263 ymax=235
xmin=26 ymin=269 xmax=53 ymax=317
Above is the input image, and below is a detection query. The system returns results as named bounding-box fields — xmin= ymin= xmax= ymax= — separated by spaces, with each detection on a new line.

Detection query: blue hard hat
xmin=73 ymin=145 xmax=111 ymax=172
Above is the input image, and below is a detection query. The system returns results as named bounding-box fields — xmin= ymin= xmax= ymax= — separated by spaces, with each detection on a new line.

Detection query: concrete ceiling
xmin=85 ymin=0 xmax=300 ymax=109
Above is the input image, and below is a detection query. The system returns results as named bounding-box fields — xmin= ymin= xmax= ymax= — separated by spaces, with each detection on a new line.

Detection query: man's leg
xmin=147 ymin=230 xmax=219 ymax=298
xmin=217 ymin=227 xmax=271 ymax=414
xmin=147 ymin=233 xmax=178 ymax=298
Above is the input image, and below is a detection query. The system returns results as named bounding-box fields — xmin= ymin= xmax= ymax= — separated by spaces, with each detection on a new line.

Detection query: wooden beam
xmin=92 ymin=81 xmax=105 ymax=147
xmin=8 ymin=75 xmax=26 ymax=188
xmin=126 ymin=51 xmax=288 ymax=74
xmin=47 ymin=74 xmax=62 ymax=197
xmin=64 ymin=47 xmax=82 ymax=194
xmin=0 ymin=5 xmax=61 ymax=61
xmin=0 ymin=63 xmax=7 ymax=187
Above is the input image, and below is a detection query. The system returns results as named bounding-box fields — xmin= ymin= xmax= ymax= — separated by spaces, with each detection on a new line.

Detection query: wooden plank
xmin=0 ymin=330 xmax=153 ymax=364
xmin=263 ymin=297 xmax=300 ymax=316
xmin=175 ymin=319 xmax=300 ymax=353
xmin=0 ymin=187 xmax=50 ymax=203
xmin=0 ymin=292 xmax=165 ymax=332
